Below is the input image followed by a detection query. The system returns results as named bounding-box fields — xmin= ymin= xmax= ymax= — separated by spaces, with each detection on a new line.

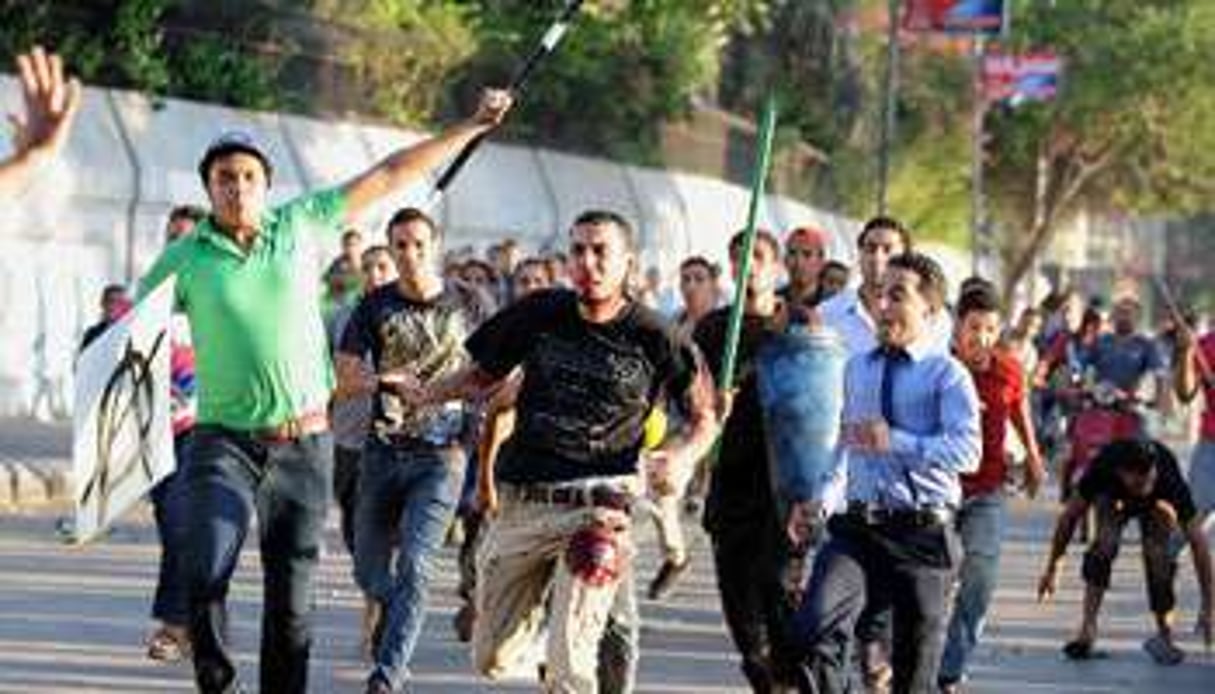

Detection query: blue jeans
xmin=939 ymin=493 xmax=1006 ymax=686
xmin=355 ymin=438 xmax=462 ymax=691
xmin=150 ymin=432 xmax=194 ymax=626
xmin=184 ymin=425 xmax=333 ymax=694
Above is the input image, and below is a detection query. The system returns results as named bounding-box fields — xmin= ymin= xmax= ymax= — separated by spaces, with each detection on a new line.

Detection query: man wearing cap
xmin=137 ymin=89 xmax=512 ymax=694
xmin=779 ymin=225 xmax=830 ymax=321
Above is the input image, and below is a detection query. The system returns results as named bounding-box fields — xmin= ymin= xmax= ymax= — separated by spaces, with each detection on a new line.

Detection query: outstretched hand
xmin=10 ymin=46 xmax=81 ymax=161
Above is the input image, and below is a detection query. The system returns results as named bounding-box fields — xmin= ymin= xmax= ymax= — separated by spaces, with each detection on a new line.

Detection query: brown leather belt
xmin=253 ymin=410 xmax=329 ymax=443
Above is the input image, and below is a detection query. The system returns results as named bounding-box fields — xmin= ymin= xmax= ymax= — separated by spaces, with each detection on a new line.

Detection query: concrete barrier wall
xmin=0 ymin=80 xmax=876 ymax=417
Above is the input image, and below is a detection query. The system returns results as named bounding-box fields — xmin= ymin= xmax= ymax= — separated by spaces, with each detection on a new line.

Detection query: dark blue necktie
xmin=879 ymin=346 xmax=910 ymax=423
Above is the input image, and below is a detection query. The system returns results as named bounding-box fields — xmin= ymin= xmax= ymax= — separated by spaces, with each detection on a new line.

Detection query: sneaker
xmin=1143 ymin=634 xmax=1185 ymax=666
xmin=146 ymin=625 xmax=189 ymax=662
xmin=647 ymin=558 xmax=690 ymax=600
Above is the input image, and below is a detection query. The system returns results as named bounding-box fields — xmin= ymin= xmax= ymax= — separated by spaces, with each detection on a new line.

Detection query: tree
xmin=308 ymin=0 xmax=478 ymax=125
xmin=986 ymin=0 xmax=1215 ymax=300
xmin=458 ymin=0 xmax=770 ymax=164
xmin=717 ymin=1 xmax=977 ymax=245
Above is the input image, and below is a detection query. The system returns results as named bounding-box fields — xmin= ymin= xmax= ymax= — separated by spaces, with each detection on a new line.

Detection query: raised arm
xmin=340 ymin=89 xmax=513 ymax=220
xmin=0 ymin=47 xmax=81 ymax=197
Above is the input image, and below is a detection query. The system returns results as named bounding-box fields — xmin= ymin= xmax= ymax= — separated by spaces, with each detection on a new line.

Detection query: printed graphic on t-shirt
xmin=516 ymin=331 xmax=654 ymax=459
xmin=342 ymin=283 xmax=480 ymax=444
xmin=375 ymin=300 xmax=469 ymax=441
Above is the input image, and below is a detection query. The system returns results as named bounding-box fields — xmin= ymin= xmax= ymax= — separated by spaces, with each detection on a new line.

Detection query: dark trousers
xmin=1082 ymin=495 xmax=1180 ymax=614
xmin=458 ymin=509 xmax=484 ymax=603
xmin=791 ymin=514 xmax=957 ymax=694
xmin=711 ymin=514 xmax=799 ymax=691
xmin=150 ymin=432 xmax=194 ymax=626
xmin=184 ymin=425 xmax=333 ymax=694
xmin=333 ymin=444 xmax=362 ymax=556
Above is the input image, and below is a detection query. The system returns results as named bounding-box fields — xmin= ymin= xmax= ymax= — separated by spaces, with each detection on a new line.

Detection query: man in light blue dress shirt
xmin=789 ymin=252 xmax=981 ymax=694
xmin=816 ymin=215 xmax=954 ymax=691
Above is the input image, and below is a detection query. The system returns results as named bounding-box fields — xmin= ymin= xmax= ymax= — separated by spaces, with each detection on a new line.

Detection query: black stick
xmin=433 ymin=0 xmax=585 ymax=196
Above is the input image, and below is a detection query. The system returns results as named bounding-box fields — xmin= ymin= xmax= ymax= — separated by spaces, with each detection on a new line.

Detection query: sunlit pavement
xmin=1 ymin=492 xmax=1212 ymax=693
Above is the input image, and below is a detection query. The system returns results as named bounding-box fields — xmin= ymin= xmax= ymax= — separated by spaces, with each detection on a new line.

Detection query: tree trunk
xmin=1001 ymin=141 xmax=1114 ymax=305
xmin=1002 ymin=145 xmax=1052 ymax=305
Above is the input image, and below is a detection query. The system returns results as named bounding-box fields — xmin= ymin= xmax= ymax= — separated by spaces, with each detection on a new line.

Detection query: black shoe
xmin=365 ymin=675 xmax=393 ymax=694
xmin=453 ymin=603 xmax=475 ymax=643
xmin=647 ymin=558 xmax=690 ymax=600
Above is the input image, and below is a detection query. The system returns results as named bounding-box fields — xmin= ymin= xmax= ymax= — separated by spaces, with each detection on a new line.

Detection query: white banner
xmin=72 ymin=278 xmax=175 ymax=543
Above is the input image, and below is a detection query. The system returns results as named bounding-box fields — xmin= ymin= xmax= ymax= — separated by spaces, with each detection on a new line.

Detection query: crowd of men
xmin=8 ymin=45 xmax=1215 ymax=694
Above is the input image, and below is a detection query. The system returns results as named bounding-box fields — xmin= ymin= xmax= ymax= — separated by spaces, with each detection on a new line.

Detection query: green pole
xmin=718 ymin=93 xmax=779 ymax=391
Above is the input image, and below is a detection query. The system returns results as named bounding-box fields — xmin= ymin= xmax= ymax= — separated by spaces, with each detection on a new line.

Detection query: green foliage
xmin=982 ymin=0 xmax=1215 ymax=288
xmin=169 ymin=37 xmax=280 ymax=110
xmin=0 ymin=0 xmax=168 ymax=90
xmin=111 ymin=0 xmax=172 ymax=93
xmin=310 ymin=0 xmax=478 ymax=126
xmin=4 ymin=0 xmax=1209 ymax=263
xmin=461 ymin=0 xmax=770 ymax=164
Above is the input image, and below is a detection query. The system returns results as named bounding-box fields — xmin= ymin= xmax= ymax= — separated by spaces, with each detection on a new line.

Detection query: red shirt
xmin=1198 ymin=333 xmax=1215 ymax=440
xmin=960 ymin=350 xmax=1024 ymax=497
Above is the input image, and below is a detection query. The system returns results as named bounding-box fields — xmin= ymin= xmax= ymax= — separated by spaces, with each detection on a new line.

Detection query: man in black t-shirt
xmin=400 ymin=210 xmax=719 ymax=692
xmin=334 ymin=208 xmax=485 ymax=694
xmin=696 ymin=228 xmax=807 ymax=691
xmin=1037 ymin=438 xmax=1213 ymax=664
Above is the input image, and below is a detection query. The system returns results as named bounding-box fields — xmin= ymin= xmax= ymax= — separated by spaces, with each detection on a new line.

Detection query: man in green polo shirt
xmin=137 ymin=89 xmax=512 ymax=694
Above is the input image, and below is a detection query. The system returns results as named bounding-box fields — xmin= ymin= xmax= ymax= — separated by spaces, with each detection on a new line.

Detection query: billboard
xmin=983 ymin=51 xmax=1062 ymax=105
xmin=904 ymin=0 xmax=1007 ymax=35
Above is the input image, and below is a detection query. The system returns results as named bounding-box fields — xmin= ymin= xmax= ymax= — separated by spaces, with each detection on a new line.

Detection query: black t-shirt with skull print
xmin=466 ymin=288 xmax=703 ymax=484
xmin=339 ymin=281 xmax=482 ymax=444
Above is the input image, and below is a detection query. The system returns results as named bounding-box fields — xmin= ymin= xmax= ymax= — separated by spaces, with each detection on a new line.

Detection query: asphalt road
xmin=0 ymin=493 xmax=1212 ymax=693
